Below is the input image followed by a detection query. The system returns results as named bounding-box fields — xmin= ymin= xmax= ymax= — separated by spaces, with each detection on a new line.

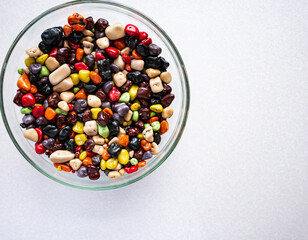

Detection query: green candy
xmin=20 ymin=107 xmax=32 ymax=114
xmin=132 ymin=110 xmax=139 ymax=122
xmin=151 ymin=121 xmax=161 ymax=131
xmin=18 ymin=68 xmax=23 ymax=74
xmin=150 ymin=111 xmax=156 ymax=117
xmin=74 ymin=87 xmax=80 ymax=93
xmin=91 ymin=27 xmax=95 ymax=32
xmin=82 ymin=57 xmax=86 ymax=63
xmin=144 ymin=123 xmax=150 ymax=129
xmin=130 ymin=158 xmax=138 ymax=166
xmin=98 ymin=123 xmax=109 ymax=138
xmin=118 ymin=92 xmax=130 ymax=103
xmin=39 ymin=66 xmax=50 ymax=78
xmin=55 ymin=108 xmax=68 ymax=115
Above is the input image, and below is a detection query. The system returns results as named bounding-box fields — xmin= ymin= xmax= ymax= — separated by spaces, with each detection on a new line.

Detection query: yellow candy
xmin=70 ymin=73 xmax=80 ymax=85
xmin=100 ymin=159 xmax=106 ymax=170
xmin=74 ymin=134 xmax=87 ymax=146
xmin=129 ymin=85 xmax=139 ymax=101
xmin=150 ymin=104 xmax=163 ymax=113
xmin=106 ymin=158 xmax=118 ymax=169
xmin=105 ymin=138 xmax=109 ymax=143
xmin=72 ymin=121 xmax=84 ymax=133
xmin=117 ymin=149 xmax=129 ymax=165
xmin=91 ymin=108 xmax=102 ymax=119
xmin=137 ymin=133 xmax=144 ymax=140
xmin=79 ymin=70 xmax=90 ymax=83
xmin=36 ymin=54 xmax=48 ymax=65
xmin=79 ymin=151 xmax=87 ymax=160
xmin=94 ymin=62 xmax=98 ymax=70
xmin=123 ymin=120 xmax=132 ymax=127
xmin=25 ymin=57 xmax=35 ymax=67
xmin=131 ymin=102 xmax=141 ymax=111
xmin=57 ymin=166 xmax=62 ymax=171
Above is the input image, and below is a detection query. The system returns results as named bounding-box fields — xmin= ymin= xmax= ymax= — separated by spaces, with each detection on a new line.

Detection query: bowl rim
xmin=0 ymin=0 xmax=190 ymax=190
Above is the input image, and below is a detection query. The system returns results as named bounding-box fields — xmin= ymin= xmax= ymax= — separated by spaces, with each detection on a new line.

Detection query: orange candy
xmin=63 ymin=24 xmax=73 ymax=37
xmin=138 ymin=161 xmax=146 ymax=168
xmin=82 ymin=157 xmax=93 ymax=166
xmin=125 ymin=64 xmax=131 ymax=72
xmin=102 ymin=147 xmax=110 ymax=160
xmin=68 ymin=13 xmax=87 ymax=32
xmin=30 ymin=84 xmax=37 ymax=94
xmin=90 ymin=71 xmax=102 ymax=84
xmin=141 ymin=140 xmax=152 ymax=151
xmin=54 ymin=163 xmax=72 ymax=172
xmin=75 ymin=88 xmax=87 ymax=99
xmin=114 ymin=38 xmax=125 ymax=50
xmin=17 ymin=74 xmax=31 ymax=91
xmin=45 ymin=107 xmax=57 ymax=120
xmin=102 ymin=107 xmax=113 ymax=118
xmin=76 ymin=48 xmax=84 ymax=61
xmin=159 ymin=120 xmax=169 ymax=135
xmin=118 ymin=134 xmax=129 ymax=146
xmin=148 ymin=116 xmax=159 ymax=125
xmin=132 ymin=49 xmax=142 ymax=60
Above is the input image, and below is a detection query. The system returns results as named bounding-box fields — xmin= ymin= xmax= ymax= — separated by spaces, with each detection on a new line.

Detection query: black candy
xmin=108 ymin=119 xmax=119 ymax=137
xmin=128 ymin=137 xmax=141 ymax=151
xmin=42 ymin=125 xmax=58 ymax=138
xmin=107 ymin=143 xmax=121 ymax=158
xmin=58 ymin=126 xmax=71 ymax=142
xmin=127 ymin=71 xmax=143 ymax=84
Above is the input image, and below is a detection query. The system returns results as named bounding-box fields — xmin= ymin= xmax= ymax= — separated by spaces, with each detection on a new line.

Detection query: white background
xmin=0 ymin=0 xmax=308 ymax=239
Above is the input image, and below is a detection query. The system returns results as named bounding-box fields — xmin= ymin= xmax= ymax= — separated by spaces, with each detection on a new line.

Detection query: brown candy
xmin=96 ymin=88 xmax=107 ymax=101
xmin=47 ymin=92 xmax=60 ymax=108
xmin=83 ymin=139 xmax=95 ymax=151
xmin=97 ymin=111 xmax=110 ymax=126
xmin=139 ymin=108 xmax=150 ymax=121
xmin=66 ymin=111 xmax=77 ymax=125
xmin=82 ymin=109 xmax=92 ymax=122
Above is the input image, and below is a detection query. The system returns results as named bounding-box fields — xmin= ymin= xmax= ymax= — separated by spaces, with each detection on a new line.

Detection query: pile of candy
xmin=13 ymin=13 xmax=174 ymax=180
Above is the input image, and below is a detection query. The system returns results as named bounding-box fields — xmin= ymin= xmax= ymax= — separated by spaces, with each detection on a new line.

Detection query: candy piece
xmin=49 ymin=64 xmax=71 ymax=85
xmin=53 ymin=77 xmax=73 ymax=92
xmin=50 ymin=150 xmax=75 ymax=163
xmin=83 ymin=120 xmax=98 ymax=136
xmin=23 ymin=128 xmax=39 ymax=142
xmin=74 ymin=133 xmax=87 ymax=146
xmin=105 ymin=22 xmax=125 ymax=40
xmin=87 ymin=95 xmax=101 ymax=108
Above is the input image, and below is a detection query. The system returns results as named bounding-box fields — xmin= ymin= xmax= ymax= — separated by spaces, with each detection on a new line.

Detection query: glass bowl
xmin=0 ymin=0 xmax=190 ymax=190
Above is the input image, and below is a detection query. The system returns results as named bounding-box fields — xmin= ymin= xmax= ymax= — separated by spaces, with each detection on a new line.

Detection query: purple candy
xmin=29 ymin=63 xmax=42 ymax=75
xmin=76 ymin=166 xmax=88 ymax=178
xmin=103 ymin=81 xmax=113 ymax=94
xmin=141 ymin=151 xmax=152 ymax=161
xmin=112 ymin=113 xmax=124 ymax=124
xmin=22 ymin=114 xmax=35 ymax=125
xmin=101 ymin=101 xmax=111 ymax=109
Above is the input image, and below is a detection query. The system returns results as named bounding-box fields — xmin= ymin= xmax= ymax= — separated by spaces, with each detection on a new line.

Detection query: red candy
xmin=22 ymin=93 xmax=35 ymax=107
xmin=125 ymin=166 xmax=139 ymax=174
xmin=35 ymin=142 xmax=46 ymax=154
xmin=35 ymin=128 xmax=43 ymax=143
xmin=68 ymin=103 xmax=73 ymax=111
xmin=32 ymin=105 xmax=44 ymax=118
xmin=95 ymin=52 xmax=105 ymax=61
xmin=125 ymin=24 xmax=139 ymax=37
xmin=106 ymin=47 xmax=119 ymax=58
xmin=122 ymin=54 xmax=131 ymax=64
xmin=86 ymin=151 xmax=95 ymax=157
xmin=138 ymin=31 xmax=148 ymax=41
xmin=108 ymin=87 xmax=121 ymax=102
xmin=68 ymin=40 xmax=81 ymax=50
xmin=76 ymin=146 xmax=82 ymax=152
xmin=49 ymin=47 xmax=58 ymax=58
xmin=69 ymin=131 xmax=75 ymax=138
xmin=141 ymin=38 xmax=152 ymax=46
xmin=74 ymin=62 xmax=89 ymax=71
